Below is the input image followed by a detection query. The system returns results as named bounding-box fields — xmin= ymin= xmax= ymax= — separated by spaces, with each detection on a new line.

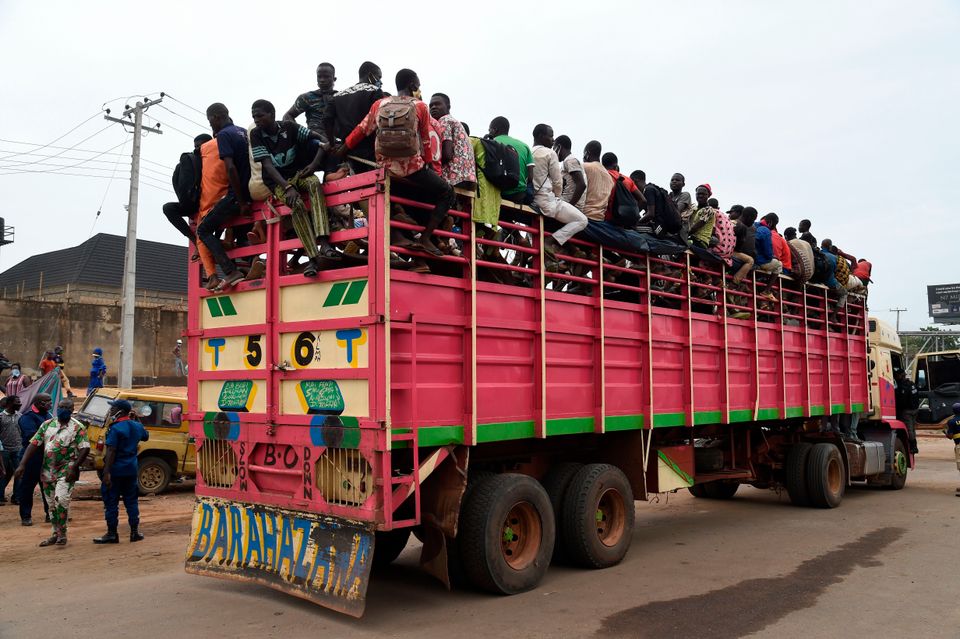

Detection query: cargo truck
xmin=183 ymin=170 xmax=910 ymax=616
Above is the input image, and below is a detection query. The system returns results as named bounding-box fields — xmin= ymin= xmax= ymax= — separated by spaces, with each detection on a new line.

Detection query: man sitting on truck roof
xmin=338 ymin=68 xmax=453 ymax=258
xmin=251 ymin=99 xmax=340 ymax=277
xmin=284 ymin=62 xmax=336 ymax=142
xmin=554 ymin=135 xmax=587 ymax=211
xmin=531 ymin=124 xmax=588 ymax=253
xmin=581 ymin=141 xmax=614 ymax=222
xmin=731 ymin=206 xmax=757 ymax=284
xmin=670 ymin=173 xmax=693 ymax=220
xmin=629 ymin=170 xmax=682 ymax=237
xmin=488 ymin=116 xmax=536 ymax=207
xmin=428 ymin=92 xmax=476 ymax=189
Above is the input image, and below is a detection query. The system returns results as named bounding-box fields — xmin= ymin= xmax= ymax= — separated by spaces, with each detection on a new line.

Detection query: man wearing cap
xmin=88 ymin=347 xmax=107 ymax=395
xmin=14 ymin=398 xmax=89 ymax=545
xmin=94 ymin=399 xmax=149 ymax=543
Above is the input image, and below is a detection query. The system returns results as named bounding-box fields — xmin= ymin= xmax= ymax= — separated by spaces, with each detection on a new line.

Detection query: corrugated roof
xmin=0 ymin=233 xmax=187 ymax=294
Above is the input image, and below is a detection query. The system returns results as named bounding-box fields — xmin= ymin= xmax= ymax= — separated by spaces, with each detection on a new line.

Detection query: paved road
xmin=3 ymin=435 xmax=959 ymax=638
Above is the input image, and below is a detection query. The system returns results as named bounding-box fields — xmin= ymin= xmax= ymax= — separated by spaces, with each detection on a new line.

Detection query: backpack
xmin=172 ymin=151 xmax=202 ymax=214
xmin=812 ymin=248 xmax=829 ymax=283
xmin=478 ymin=137 xmax=521 ymax=190
xmin=375 ymin=97 xmax=421 ymax=158
xmin=834 ymin=253 xmax=850 ymax=287
xmin=649 ymin=183 xmax=681 ymax=233
xmin=609 ymin=176 xmax=640 ymax=228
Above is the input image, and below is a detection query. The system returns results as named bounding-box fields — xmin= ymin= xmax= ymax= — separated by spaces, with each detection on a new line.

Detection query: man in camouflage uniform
xmin=14 ymin=399 xmax=90 ymax=546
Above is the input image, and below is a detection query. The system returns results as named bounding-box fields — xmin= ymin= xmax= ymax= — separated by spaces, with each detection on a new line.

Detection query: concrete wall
xmin=0 ymin=298 xmax=187 ymax=387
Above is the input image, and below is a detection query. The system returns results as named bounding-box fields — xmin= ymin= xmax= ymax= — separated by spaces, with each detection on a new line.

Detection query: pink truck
xmin=183 ymin=170 xmax=911 ymax=616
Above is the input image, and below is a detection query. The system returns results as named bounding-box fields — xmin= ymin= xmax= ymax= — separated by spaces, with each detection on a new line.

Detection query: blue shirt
xmin=821 ymin=250 xmax=839 ymax=288
xmin=19 ymin=409 xmax=52 ymax=471
xmin=105 ymin=417 xmax=149 ymax=477
xmin=946 ymin=416 xmax=960 ymax=442
xmin=216 ymin=122 xmax=252 ymax=201
xmin=753 ymin=222 xmax=774 ymax=265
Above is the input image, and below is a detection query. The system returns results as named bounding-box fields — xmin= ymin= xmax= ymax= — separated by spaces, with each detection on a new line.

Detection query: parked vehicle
xmin=183 ymin=171 xmax=910 ymax=616
xmin=77 ymin=387 xmax=193 ymax=494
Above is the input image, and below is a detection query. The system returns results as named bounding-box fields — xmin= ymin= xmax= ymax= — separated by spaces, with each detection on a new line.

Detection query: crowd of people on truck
xmin=161 ymin=60 xmax=873 ymax=318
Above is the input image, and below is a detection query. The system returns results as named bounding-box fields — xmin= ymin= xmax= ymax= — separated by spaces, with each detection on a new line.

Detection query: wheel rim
xmin=894 ymin=450 xmax=908 ymax=477
xmin=596 ymin=488 xmax=626 ymax=547
xmin=140 ymin=465 xmax=164 ymax=491
xmin=501 ymin=501 xmax=541 ymax=570
xmin=827 ymin=458 xmax=842 ymax=495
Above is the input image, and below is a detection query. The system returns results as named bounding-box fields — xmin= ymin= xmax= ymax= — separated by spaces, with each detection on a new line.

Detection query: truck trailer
xmin=183 ymin=170 xmax=911 ymax=616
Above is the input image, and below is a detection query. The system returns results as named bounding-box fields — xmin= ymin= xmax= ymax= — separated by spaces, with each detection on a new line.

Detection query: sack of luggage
xmin=375 ymin=97 xmax=421 ymax=158
xmin=609 ymin=176 xmax=640 ymax=228
xmin=478 ymin=137 xmax=521 ymax=191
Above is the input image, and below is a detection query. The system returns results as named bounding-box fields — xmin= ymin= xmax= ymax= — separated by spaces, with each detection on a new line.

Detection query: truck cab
xmin=867 ymin=318 xmax=904 ymax=421
xmin=77 ymin=387 xmax=194 ymax=494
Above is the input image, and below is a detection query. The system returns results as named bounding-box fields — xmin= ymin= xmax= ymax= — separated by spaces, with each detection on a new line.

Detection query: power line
xmin=156 ymin=103 xmax=208 ymax=131
xmin=162 ymin=92 xmax=206 ymax=117
xmin=0 ymin=151 xmax=169 ymax=179
xmin=96 ymin=134 xmax=131 ymax=216
xmin=0 ymin=138 xmax=131 ymax=174
xmin=0 ymin=124 xmax=116 ymax=170
xmin=0 ymin=111 xmax=105 ymax=162
xmin=0 ymin=139 xmax=172 ymax=170
xmin=147 ymin=117 xmax=194 ymax=140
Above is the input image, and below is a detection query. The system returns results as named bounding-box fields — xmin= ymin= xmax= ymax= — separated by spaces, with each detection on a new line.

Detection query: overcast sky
xmin=0 ymin=0 xmax=956 ymax=330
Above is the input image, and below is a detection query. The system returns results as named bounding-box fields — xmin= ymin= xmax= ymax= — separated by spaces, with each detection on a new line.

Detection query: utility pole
xmin=889 ymin=307 xmax=907 ymax=333
xmin=105 ymin=99 xmax=162 ymax=388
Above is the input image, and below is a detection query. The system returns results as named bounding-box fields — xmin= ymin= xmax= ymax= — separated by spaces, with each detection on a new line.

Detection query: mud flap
xmin=184 ymin=498 xmax=375 ymax=617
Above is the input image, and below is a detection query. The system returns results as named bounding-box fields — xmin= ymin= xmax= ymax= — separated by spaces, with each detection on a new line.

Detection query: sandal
xmin=410 ymin=241 xmax=443 ymax=258
xmin=55 ymin=536 xmax=67 ymax=545
xmin=39 ymin=535 xmax=59 ymax=547
xmin=204 ymin=276 xmax=223 ymax=291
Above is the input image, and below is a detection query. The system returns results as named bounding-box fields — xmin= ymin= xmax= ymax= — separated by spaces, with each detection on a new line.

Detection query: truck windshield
xmin=78 ymin=394 xmax=113 ymax=423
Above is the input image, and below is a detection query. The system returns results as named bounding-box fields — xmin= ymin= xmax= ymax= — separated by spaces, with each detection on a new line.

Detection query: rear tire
xmin=806 ymin=443 xmax=845 ymax=508
xmin=138 ymin=457 xmax=172 ymax=495
xmin=785 ymin=443 xmax=813 ymax=507
xmin=373 ymin=529 xmax=411 ymax=569
xmin=562 ymin=464 xmax=634 ymax=569
xmin=884 ymin=437 xmax=909 ymax=491
xmin=688 ymin=483 xmax=709 ymax=498
xmin=460 ymin=474 xmax=554 ymax=594
xmin=448 ymin=470 xmax=495 ymax=588
xmin=541 ymin=462 xmax=583 ymax=561
xmin=704 ymin=481 xmax=739 ymax=499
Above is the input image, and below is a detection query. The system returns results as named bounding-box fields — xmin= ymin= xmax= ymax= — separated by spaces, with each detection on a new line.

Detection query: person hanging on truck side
xmin=14 ymin=398 xmax=89 ymax=546
xmin=163 ymin=134 xmax=213 ymax=262
xmin=894 ymin=370 xmax=920 ymax=454
xmin=94 ymin=399 xmax=149 ymax=544
xmin=322 ymin=62 xmax=385 ymax=175
xmin=337 ymin=68 xmax=453 ymax=258
xmin=530 ymin=124 xmax=589 ymax=253
xmin=196 ymin=103 xmax=253 ymax=291
xmin=251 ymin=99 xmax=340 ymax=277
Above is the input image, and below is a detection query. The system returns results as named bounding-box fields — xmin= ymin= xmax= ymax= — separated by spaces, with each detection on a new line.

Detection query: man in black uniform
xmin=895 ymin=369 xmax=920 ymax=454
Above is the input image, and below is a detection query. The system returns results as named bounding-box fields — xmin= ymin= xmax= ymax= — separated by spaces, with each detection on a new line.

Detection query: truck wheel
xmin=806 ymin=443 xmax=845 ymax=508
xmin=562 ymin=464 xmax=634 ymax=569
xmin=541 ymin=462 xmax=582 ymax=561
xmin=373 ymin=529 xmax=411 ymax=569
xmin=704 ymin=481 xmax=739 ymax=499
xmin=785 ymin=443 xmax=813 ymax=507
xmin=460 ymin=473 xmax=555 ymax=594
xmin=448 ymin=470 xmax=495 ymax=588
xmin=138 ymin=457 xmax=172 ymax=495
xmin=884 ymin=438 xmax=909 ymax=491
xmin=688 ymin=483 xmax=709 ymax=498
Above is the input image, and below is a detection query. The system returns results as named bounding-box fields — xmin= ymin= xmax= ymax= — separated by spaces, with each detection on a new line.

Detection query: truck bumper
xmin=184 ymin=497 xmax=375 ymax=617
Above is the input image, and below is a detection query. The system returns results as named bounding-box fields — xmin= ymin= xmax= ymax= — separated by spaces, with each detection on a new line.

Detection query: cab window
xmin=130 ymin=400 xmax=160 ymax=427
xmin=78 ymin=394 xmax=113 ymax=422
xmin=160 ymin=402 xmax=185 ymax=427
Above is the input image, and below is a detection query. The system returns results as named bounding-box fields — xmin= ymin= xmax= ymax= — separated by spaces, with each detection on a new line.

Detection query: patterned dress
xmin=30 ymin=418 xmax=90 ymax=538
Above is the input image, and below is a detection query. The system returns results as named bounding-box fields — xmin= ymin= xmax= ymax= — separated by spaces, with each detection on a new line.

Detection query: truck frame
xmin=183 ymin=170 xmax=911 ymax=616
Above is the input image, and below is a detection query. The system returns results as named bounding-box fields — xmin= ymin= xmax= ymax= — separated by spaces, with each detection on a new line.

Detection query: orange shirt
xmin=771 ymin=230 xmax=792 ymax=272
xmin=199 ymin=139 xmax=229 ymax=216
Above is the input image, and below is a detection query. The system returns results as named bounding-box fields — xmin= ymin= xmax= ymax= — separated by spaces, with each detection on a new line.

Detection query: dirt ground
xmin=3 ymin=434 xmax=960 ymax=638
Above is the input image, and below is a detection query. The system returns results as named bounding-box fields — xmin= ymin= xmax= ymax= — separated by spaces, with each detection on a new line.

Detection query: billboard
xmin=928 ymin=283 xmax=960 ymax=323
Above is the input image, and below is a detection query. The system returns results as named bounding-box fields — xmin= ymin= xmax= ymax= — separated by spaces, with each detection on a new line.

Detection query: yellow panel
xmin=658 ymin=457 xmax=693 ymax=492
xmin=198 ymin=334 xmax=267 ymax=372
xmin=201 ymin=289 xmax=266 ymax=329
xmin=199 ymin=379 xmax=267 ymax=413
xmin=278 ymin=328 xmax=369 ymax=370
xmin=280 ymin=279 xmax=369 ymax=322
xmin=280 ymin=379 xmax=369 ymax=417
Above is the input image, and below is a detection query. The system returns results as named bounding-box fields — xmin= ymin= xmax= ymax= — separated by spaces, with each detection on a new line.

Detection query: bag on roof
xmin=375 ymin=97 xmax=421 ymax=158
xmin=478 ymin=137 xmax=521 ymax=190
xmin=609 ymin=176 xmax=640 ymax=228
xmin=172 ymin=151 xmax=202 ymax=214
xmin=648 ymin=183 xmax=681 ymax=233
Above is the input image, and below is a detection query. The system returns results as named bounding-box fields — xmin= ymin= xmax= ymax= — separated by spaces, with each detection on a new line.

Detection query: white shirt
xmin=560 ymin=154 xmax=587 ymax=210
xmin=531 ymin=145 xmax=563 ymax=199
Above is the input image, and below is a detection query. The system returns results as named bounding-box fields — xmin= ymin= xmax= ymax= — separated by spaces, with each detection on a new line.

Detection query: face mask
xmin=411 ymin=89 xmax=422 ymax=100
xmin=57 ymin=408 xmax=73 ymax=421
xmin=11 ymin=369 xmax=20 ymax=378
